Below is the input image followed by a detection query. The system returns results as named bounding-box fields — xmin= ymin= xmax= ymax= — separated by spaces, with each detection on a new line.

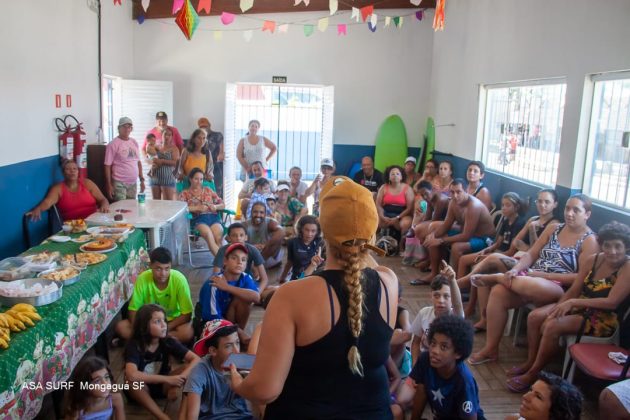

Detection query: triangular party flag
xmin=385 ymin=16 xmax=391 ymax=27
xmin=141 ymin=0 xmax=150 ymax=12
xmin=240 ymin=0 xmax=253 ymax=13
xmin=174 ymin=0 xmax=199 ymax=40
xmin=329 ymin=0 xmax=338 ymax=15
xmin=410 ymin=0 xmax=422 ymax=5
xmin=360 ymin=5 xmax=374 ymax=22
xmin=137 ymin=14 xmax=145 ymax=24
xmin=213 ymin=31 xmax=223 ymax=41
xmin=415 ymin=10 xmax=424 ymax=21
xmin=262 ymin=20 xmax=276 ymax=33
xmin=368 ymin=21 xmax=377 ymax=32
xmin=221 ymin=12 xmax=235 ymax=25
xmin=351 ymin=7 xmax=360 ymax=22
xmin=278 ymin=24 xmax=289 ymax=33
xmin=337 ymin=24 xmax=347 ymax=35
xmin=393 ymin=16 xmax=403 ymax=27
xmin=113 ymin=0 xmax=121 ymax=4
xmin=243 ymin=30 xmax=253 ymax=42
xmin=433 ymin=0 xmax=445 ymax=30
xmin=370 ymin=13 xmax=377 ymax=28
xmin=303 ymin=24 xmax=314 ymax=37
xmin=318 ymin=17 xmax=329 ymax=32
xmin=172 ymin=0 xmax=184 ymax=14
xmin=294 ymin=0 xmax=310 ymax=6
xmin=197 ymin=0 xmax=211 ymax=13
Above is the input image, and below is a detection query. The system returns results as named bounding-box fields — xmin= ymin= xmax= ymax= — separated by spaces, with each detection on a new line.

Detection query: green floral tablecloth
xmin=0 ymin=230 xmax=148 ymax=420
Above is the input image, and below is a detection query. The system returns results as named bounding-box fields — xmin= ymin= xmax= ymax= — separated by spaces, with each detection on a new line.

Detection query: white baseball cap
xmin=405 ymin=156 xmax=417 ymax=164
xmin=321 ymin=158 xmax=335 ymax=168
xmin=276 ymin=183 xmax=290 ymax=192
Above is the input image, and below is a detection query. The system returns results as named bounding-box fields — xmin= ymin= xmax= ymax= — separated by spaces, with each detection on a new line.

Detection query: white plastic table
xmin=86 ymin=199 xmax=188 ymax=251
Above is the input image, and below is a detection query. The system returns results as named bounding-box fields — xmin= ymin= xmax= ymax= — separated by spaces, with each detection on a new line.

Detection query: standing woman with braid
xmin=230 ymin=176 xmax=399 ymax=419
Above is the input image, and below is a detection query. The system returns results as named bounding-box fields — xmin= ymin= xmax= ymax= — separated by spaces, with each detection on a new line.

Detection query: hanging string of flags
xmin=124 ymin=0 xmax=444 ymax=41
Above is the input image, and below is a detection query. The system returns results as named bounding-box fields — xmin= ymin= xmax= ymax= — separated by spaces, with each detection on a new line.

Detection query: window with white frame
xmin=479 ymin=81 xmax=567 ymax=186
xmin=583 ymin=73 xmax=630 ymax=210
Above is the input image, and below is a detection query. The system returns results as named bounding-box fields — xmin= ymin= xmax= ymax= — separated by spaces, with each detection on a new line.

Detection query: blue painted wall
xmin=0 ymin=155 xmax=63 ymax=259
xmin=332 ymin=144 xmax=421 ymax=177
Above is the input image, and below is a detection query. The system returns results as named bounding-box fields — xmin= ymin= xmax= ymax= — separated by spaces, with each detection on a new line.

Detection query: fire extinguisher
xmin=70 ymin=119 xmax=88 ymax=179
xmin=55 ymin=116 xmax=74 ymax=163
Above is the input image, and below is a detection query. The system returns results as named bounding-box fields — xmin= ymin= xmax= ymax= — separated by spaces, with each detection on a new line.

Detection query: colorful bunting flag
xmin=370 ymin=13 xmax=378 ymax=28
xmin=368 ymin=21 xmax=377 ymax=32
xmin=360 ymin=5 xmax=374 ymax=22
xmin=197 ymin=0 xmax=211 ymax=13
xmin=278 ymin=24 xmax=289 ymax=33
xmin=433 ymin=0 xmax=445 ymax=30
xmin=294 ymin=0 xmax=310 ymax=6
xmin=303 ymin=24 xmax=314 ymax=37
xmin=113 ymin=0 xmax=121 ymax=5
xmin=262 ymin=20 xmax=276 ymax=33
xmin=213 ymin=31 xmax=223 ymax=40
xmin=137 ymin=14 xmax=145 ymax=24
xmin=329 ymin=0 xmax=338 ymax=15
xmin=385 ymin=16 xmax=391 ymax=27
xmin=337 ymin=24 xmax=347 ymax=35
xmin=174 ymin=0 xmax=199 ymax=40
xmin=240 ymin=0 xmax=253 ymax=13
xmin=415 ymin=10 xmax=424 ymax=21
xmin=243 ymin=30 xmax=253 ymax=42
xmin=172 ymin=0 xmax=184 ymax=14
xmin=410 ymin=0 xmax=422 ymax=5
xmin=141 ymin=0 xmax=150 ymax=12
xmin=393 ymin=16 xmax=403 ymax=27
xmin=351 ymin=7 xmax=360 ymax=22
xmin=221 ymin=12 xmax=235 ymax=25
xmin=318 ymin=17 xmax=329 ymax=32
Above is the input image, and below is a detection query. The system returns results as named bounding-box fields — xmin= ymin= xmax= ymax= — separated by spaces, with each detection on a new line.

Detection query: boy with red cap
xmin=180 ymin=319 xmax=253 ymax=419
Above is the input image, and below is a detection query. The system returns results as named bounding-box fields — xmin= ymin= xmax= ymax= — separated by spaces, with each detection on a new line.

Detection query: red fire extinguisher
xmin=71 ymin=121 xmax=88 ymax=179
xmin=55 ymin=116 xmax=74 ymax=162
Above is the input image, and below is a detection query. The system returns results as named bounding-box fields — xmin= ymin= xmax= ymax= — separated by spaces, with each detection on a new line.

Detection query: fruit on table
xmin=0 ymin=304 xmax=40 ymax=348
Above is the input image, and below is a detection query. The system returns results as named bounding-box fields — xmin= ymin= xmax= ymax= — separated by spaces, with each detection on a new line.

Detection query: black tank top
xmin=264 ymin=269 xmax=394 ymax=420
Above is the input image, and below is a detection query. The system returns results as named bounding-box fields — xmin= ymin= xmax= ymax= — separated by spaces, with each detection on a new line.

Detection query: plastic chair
xmin=22 ymin=205 xmax=63 ymax=249
xmin=564 ymin=301 xmax=630 ymax=383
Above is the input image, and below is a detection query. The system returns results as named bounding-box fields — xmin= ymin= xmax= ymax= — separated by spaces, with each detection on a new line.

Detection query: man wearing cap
xmin=404 ymin=156 xmax=420 ymax=186
xmin=303 ymin=157 xmax=335 ymax=216
xmin=104 ymin=117 xmax=145 ymax=201
xmin=182 ymin=319 xmax=252 ymax=420
xmin=144 ymin=111 xmax=184 ymax=152
xmin=198 ymin=117 xmax=224 ymax=198
xmin=353 ymin=156 xmax=384 ymax=199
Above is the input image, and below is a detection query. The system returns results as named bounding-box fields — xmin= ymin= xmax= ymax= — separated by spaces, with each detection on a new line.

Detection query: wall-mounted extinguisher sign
xmin=66 ymin=94 xmax=72 ymax=108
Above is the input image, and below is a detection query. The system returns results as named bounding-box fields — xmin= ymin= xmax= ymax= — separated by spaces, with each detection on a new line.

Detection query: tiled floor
xmin=43 ymin=249 xmax=602 ymax=419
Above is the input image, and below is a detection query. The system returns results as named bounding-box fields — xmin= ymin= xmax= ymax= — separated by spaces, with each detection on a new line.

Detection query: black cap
xmin=155 ymin=111 xmax=168 ymax=119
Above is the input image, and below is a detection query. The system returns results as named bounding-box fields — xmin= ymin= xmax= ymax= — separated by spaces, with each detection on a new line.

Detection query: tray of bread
xmin=62 ymin=252 xmax=107 ymax=266
xmin=23 ymin=251 xmax=60 ymax=272
xmin=38 ymin=267 xmax=81 ymax=286
xmin=80 ymin=239 xmax=117 ymax=253
xmin=63 ymin=219 xmax=88 ymax=233
xmin=0 ymin=278 xmax=62 ymax=306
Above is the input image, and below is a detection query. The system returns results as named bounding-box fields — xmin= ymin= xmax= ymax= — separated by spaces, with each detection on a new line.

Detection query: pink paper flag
xmin=221 ymin=12 xmax=235 ymax=25
xmin=262 ymin=20 xmax=276 ymax=33
xmin=172 ymin=0 xmax=184 ymax=14
xmin=197 ymin=0 xmax=211 ymax=13
xmin=113 ymin=0 xmax=121 ymax=4
xmin=337 ymin=24 xmax=347 ymax=35
xmin=360 ymin=5 xmax=374 ymax=22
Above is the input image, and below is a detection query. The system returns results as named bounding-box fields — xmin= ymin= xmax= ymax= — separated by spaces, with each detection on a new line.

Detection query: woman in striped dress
xmin=150 ymin=127 xmax=179 ymax=200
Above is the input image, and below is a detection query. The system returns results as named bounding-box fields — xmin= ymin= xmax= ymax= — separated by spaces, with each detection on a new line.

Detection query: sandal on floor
xmin=467 ymin=353 xmax=498 ymax=365
xmin=506 ymin=376 xmax=531 ymax=393
xmin=410 ymin=278 xmax=431 ymax=286
xmin=506 ymin=366 xmax=528 ymax=377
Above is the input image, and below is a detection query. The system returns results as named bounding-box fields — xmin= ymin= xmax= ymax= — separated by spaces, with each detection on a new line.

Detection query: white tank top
xmin=243 ymin=135 xmax=266 ymax=166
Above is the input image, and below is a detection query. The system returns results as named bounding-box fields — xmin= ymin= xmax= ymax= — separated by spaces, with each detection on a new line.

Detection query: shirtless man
xmin=416 ymin=178 xmax=495 ymax=282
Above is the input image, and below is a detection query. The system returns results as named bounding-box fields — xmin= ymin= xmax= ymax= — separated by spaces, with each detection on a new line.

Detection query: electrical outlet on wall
xmin=86 ymin=0 xmax=99 ymax=13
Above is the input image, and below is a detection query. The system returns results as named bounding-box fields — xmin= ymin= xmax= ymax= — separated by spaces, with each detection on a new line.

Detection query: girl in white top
xmin=236 ymin=120 xmax=277 ymax=180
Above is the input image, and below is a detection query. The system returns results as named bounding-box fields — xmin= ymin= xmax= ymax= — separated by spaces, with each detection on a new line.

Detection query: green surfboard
xmin=419 ymin=117 xmax=436 ymax=170
xmin=373 ymin=115 xmax=408 ymax=173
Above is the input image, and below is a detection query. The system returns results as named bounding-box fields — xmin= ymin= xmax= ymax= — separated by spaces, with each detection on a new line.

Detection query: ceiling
xmin=132 ymin=0 xmax=436 ymax=19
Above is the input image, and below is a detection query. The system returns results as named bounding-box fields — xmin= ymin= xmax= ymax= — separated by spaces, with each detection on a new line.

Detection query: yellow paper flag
xmin=318 ymin=17 xmax=329 ymax=32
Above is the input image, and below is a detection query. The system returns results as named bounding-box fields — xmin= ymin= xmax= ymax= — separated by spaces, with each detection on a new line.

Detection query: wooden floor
xmin=42 ymin=248 xmax=602 ymax=419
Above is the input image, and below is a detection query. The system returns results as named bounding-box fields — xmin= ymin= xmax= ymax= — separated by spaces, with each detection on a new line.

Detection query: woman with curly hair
xmin=505 ymin=371 xmax=583 ymax=420
xmin=503 ymin=221 xmax=630 ymax=392
xmin=230 ymin=176 xmax=399 ymax=419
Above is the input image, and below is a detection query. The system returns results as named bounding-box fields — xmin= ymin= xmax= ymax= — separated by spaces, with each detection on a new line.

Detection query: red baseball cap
xmin=224 ymin=242 xmax=248 ymax=258
xmin=192 ymin=319 xmax=235 ymax=356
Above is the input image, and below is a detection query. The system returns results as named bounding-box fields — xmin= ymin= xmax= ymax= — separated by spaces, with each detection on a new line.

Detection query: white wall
xmin=101 ymin=0 xmax=134 ymax=78
xmin=130 ymin=10 xmax=434 ymax=147
xmin=429 ymin=0 xmax=630 ymax=188
xmin=0 ymin=0 xmax=100 ymax=167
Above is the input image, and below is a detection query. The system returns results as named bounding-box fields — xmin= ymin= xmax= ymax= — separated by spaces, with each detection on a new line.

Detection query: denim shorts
xmin=192 ymin=213 xmax=221 ymax=228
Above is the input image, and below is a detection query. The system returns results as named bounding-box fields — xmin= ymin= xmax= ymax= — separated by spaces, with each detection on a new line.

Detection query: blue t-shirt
xmin=410 ymin=352 xmax=484 ymax=420
xmin=183 ymin=357 xmax=252 ymax=420
xmin=199 ymin=272 xmax=259 ymax=321
xmin=213 ymin=243 xmax=264 ymax=274
xmin=287 ymin=237 xmax=322 ymax=280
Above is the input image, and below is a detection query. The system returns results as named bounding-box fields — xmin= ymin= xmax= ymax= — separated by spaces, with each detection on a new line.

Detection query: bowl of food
xmin=38 ymin=266 xmax=81 ymax=286
xmin=0 ymin=278 xmax=62 ymax=306
xmin=64 ymin=219 xmax=88 ymax=233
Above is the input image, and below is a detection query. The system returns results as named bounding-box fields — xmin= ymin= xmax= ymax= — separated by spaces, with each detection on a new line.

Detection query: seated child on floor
xmin=200 ymin=243 xmax=260 ymax=341
xmin=124 ymin=304 xmax=199 ymax=420
xmin=64 ymin=356 xmax=125 ymax=419
xmin=180 ymin=319 xmax=253 ymax=420
xmin=279 ymin=215 xmax=322 ymax=282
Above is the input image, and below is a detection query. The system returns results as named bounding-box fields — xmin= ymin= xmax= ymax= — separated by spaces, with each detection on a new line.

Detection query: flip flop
xmin=410 ymin=278 xmax=431 ymax=286
xmin=506 ymin=376 xmax=531 ymax=393
xmin=506 ymin=366 xmax=529 ymax=377
xmin=470 ymin=275 xmax=489 ymax=288
xmin=467 ymin=354 xmax=498 ymax=366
